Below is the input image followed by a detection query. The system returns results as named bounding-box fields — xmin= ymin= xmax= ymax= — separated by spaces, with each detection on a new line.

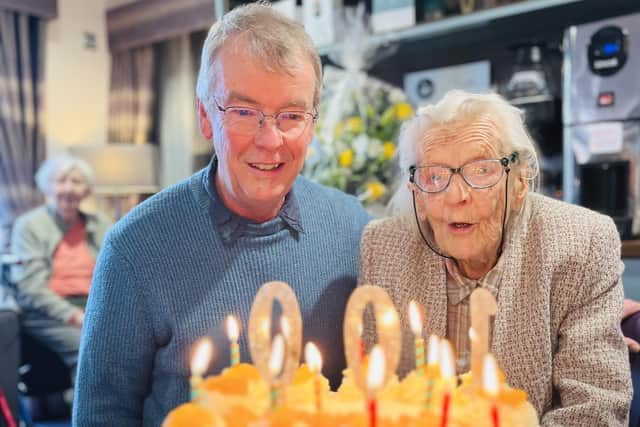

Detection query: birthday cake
xmin=163 ymin=362 xmax=538 ymax=427
xmin=162 ymin=282 xmax=539 ymax=427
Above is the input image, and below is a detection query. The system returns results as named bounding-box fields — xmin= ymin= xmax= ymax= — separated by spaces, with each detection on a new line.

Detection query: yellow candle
xmin=424 ymin=334 xmax=440 ymax=410
xmin=470 ymin=288 xmax=497 ymax=387
xmin=226 ymin=315 xmax=240 ymax=366
xmin=268 ymin=333 xmax=285 ymax=410
xmin=189 ymin=337 xmax=213 ymax=400
xmin=305 ymin=342 xmax=324 ymax=413
xmin=408 ymin=300 xmax=425 ymax=373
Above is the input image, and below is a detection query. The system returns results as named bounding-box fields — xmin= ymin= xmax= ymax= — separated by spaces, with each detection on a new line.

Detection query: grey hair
xmin=35 ymin=154 xmax=95 ymax=196
xmin=195 ymin=1 xmax=323 ymax=115
xmin=389 ymin=90 xmax=540 ymax=221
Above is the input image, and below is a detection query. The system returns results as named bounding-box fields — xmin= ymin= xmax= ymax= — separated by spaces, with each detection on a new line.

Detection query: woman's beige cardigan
xmin=359 ymin=192 xmax=631 ymax=426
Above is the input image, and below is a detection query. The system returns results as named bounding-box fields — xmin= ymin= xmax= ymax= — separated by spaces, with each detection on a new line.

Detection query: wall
xmin=43 ymin=0 xmax=110 ymax=155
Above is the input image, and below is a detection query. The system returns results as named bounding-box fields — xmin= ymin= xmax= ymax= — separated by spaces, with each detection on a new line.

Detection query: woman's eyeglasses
xmin=409 ymin=152 xmax=518 ymax=193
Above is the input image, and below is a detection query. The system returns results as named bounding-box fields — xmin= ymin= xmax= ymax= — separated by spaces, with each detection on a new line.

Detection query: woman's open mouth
xmin=448 ymin=222 xmax=475 ymax=234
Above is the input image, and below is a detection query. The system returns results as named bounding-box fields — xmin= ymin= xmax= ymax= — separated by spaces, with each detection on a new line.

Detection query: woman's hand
xmin=67 ymin=309 xmax=85 ymax=328
xmin=622 ymin=299 xmax=640 ymax=352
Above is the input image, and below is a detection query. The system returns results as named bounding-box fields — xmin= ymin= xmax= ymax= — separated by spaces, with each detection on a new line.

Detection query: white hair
xmin=195 ymin=1 xmax=323 ymax=116
xmin=389 ymin=90 xmax=540 ymax=221
xmin=35 ymin=154 xmax=95 ymax=196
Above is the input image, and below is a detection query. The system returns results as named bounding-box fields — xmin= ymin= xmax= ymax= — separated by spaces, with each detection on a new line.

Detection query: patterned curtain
xmin=0 ymin=10 xmax=46 ymax=250
xmin=108 ymin=46 xmax=155 ymax=144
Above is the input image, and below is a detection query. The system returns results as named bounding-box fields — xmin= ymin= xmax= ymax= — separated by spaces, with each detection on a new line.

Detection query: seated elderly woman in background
xmin=359 ymin=90 xmax=631 ymax=425
xmin=10 ymin=154 xmax=111 ymax=380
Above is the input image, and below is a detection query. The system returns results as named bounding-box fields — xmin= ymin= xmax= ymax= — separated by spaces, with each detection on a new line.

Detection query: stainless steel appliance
xmin=563 ymin=12 xmax=640 ymax=238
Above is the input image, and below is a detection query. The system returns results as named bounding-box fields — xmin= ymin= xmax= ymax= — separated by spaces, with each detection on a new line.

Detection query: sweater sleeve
xmin=10 ymin=215 xmax=77 ymax=323
xmin=73 ymin=237 xmax=156 ymax=427
xmin=541 ymin=216 xmax=631 ymax=426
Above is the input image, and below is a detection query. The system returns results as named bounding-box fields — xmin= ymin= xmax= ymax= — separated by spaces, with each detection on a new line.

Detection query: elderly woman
xmin=10 ymin=154 xmax=111 ymax=377
xmin=359 ymin=90 xmax=631 ymax=425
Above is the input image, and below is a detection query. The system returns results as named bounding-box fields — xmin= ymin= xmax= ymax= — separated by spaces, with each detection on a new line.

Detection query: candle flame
xmin=408 ymin=300 xmax=422 ymax=335
xmin=439 ymin=340 xmax=455 ymax=379
xmin=381 ymin=308 xmax=398 ymax=327
xmin=226 ymin=315 xmax=239 ymax=342
xmin=482 ymin=354 xmax=499 ymax=397
xmin=260 ymin=318 xmax=270 ymax=337
xmin=305 ymin=342 xmax=323 ymax=373
xmin=427 ymin=335 xmax=440 ymax=366
xmin=367 ymin=345 xmax=386 ymax=393
xmin=280 ymin=316 xmax=291 ymax=338
xmin=190 ymin=337 xmax=213 ymax=376
xmin=269 ymin=334 xmax=285 ymax=378
xmin=469 ymin=327 xmax=477 ymax=343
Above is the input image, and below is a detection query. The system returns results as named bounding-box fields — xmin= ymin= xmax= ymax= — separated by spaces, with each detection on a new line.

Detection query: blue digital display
xmin=602 ymin=42 xmax=620 ymax=55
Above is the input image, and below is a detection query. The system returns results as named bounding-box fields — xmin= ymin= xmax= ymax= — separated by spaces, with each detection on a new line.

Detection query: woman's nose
xmin=444 ymin=173 xmax=470 ymax=204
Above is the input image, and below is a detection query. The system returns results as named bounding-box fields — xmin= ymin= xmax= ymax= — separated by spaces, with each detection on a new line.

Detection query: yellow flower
xmin=339 ymin=149 xmax=354 ymax=168
xmin=365 ymin=181 xmax=387 ymax=202
xmin=333 ymin=122 xmax=344 ymax=139
xmin=382 ymin=142 xmax=396 ymax=160
xmin=395 ymin=102 xmax=413 ymax=121
xmin=346 ymin=117 xmax=363 ymax=134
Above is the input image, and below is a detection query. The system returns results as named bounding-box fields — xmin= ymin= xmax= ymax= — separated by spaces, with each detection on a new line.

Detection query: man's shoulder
xmin=294 ymin=176 xmax=366 ymax=213
xmin=108 ymin=172 xmax=206 ymax=244
xmin=293 ymin=176 xmax=371 ymax=230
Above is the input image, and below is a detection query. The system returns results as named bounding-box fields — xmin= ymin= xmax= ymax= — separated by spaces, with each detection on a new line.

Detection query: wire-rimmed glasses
xmin=214 ymin=98 xmax=317 ymax=139
xmin=409 ymin=152 xmax=518 ymax=193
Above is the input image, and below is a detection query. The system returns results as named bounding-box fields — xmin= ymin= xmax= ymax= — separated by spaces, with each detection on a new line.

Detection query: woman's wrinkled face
xmin=52 ymin=167 xmax=90 ymax=220
xmin=414 ymin=118 xmax=508 ymax=269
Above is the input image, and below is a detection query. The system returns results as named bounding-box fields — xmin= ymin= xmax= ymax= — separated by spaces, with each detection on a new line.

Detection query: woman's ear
xmin=198 ymin=100 xmax=213 ymax=140
xmin=511 ymin=172 xmax=529 ymax=211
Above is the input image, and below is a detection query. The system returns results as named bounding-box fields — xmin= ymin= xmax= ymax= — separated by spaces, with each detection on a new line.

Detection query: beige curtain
xmin=108 ymin=46 xmax=155 ymax=144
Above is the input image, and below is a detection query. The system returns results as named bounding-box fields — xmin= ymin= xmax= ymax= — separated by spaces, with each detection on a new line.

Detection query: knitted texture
xmin=359 ymin=192 xmax=631 ymax=426
xmin=73 ymin=167 xmax=370 ymax=427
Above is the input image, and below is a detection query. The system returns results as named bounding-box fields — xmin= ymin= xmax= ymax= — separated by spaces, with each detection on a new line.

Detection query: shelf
xmin=318 ymin=0 xmax=581 ymax=56
xmin=623 ymin=240 xmax=640 ymax=259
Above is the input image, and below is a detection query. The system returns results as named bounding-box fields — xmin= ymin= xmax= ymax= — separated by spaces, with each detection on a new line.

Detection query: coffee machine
xmin=563 ymin=12 xmax=640 ymax=239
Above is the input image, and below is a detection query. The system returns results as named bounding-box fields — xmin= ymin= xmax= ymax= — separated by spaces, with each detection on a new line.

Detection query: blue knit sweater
xmin=73 ymin=165 xmax=370 ymax=427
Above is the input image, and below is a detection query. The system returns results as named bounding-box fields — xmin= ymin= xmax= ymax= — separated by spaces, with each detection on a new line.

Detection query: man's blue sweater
xmin=73 ymin=165 xmax=370 ymax=427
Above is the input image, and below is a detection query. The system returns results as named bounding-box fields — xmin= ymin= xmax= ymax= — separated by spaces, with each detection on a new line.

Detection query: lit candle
xmin=439 ymin=340 xmax=455 ymax=427
xmin=342 ymin=285 xmax=400 ymax=397
xmin=470 ymin=288 xmax=497 ymax=387
xmin=358 ymin=323 xmax=366 ymax=361
xmin=483 ymin=354 xmax=500 ymax=427
xmin=408 ymin=300 xmax=425 ymax=373
xmin=248 ymin=281 xmax=302 ymax=409
xmin=268 ymin=333 xmax=285 ymax=410
xmin=424 ymin=334 xmax=440 ymax=411
xmin=190 ymin=337 xmax=213 ymax=400
xmin=366 ymin=345 xmax=386 ymax=427
xmin=226 ymin=315 xmax=240 ymax=366
xmin=305 ymin=342 xmax=324 ymax=413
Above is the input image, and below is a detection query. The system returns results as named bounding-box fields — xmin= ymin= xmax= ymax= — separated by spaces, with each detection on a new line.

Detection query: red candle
xmin=366 ymin=345 xmax=385 ymax=427
xmin=483 ymin=354 xmax=501 ymax=427
xmin=439 ymin=340 xmax=455 ymax=427
xmin=368 ymin=397 xmax=378 ymax=427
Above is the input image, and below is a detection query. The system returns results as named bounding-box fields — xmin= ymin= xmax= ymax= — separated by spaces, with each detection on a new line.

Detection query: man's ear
xmin=198 ymin=100 xmax=213 ymax=140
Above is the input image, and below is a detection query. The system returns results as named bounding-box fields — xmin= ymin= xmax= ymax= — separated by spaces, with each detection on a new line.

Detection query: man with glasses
xmin=359 ymin=90 xmax=631 ymax=425
xmin=73 ymin=4 xmax=370 ymax=426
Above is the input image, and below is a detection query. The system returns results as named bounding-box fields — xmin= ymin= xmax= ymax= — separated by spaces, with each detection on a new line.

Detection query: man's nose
xmin=254 ymin=117 xmax=283 ymax=149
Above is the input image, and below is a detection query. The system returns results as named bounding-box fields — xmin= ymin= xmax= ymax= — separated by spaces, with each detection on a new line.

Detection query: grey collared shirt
xmin=202 ymin=158 xmax=304 ymax=243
